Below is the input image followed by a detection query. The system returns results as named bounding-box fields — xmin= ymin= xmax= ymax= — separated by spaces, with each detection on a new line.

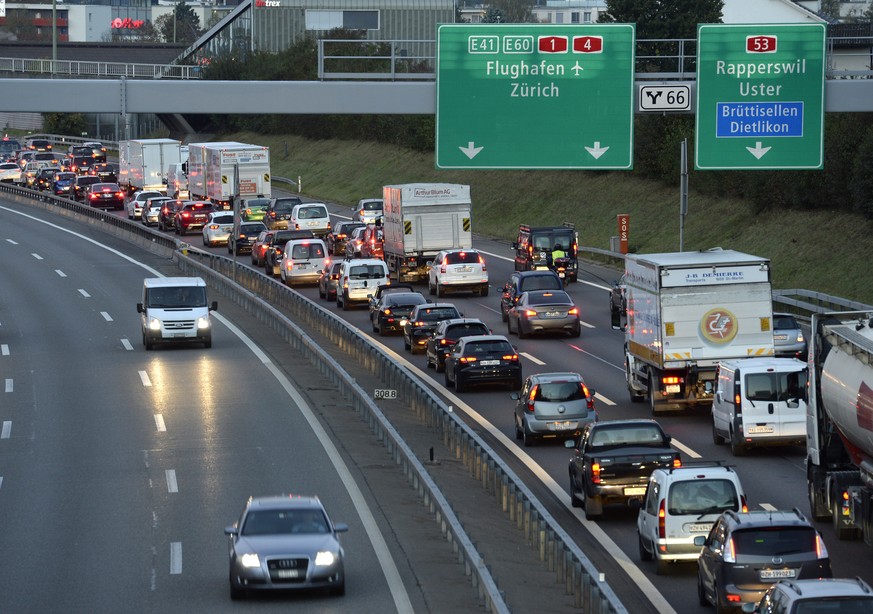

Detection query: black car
xmin=174 ymin=201 xmax=216 ymax=235
xmin=159 ymin=199 xmax=190 ymax=232
xmin=401 ymin=303 xmax=462 ymax=354
xmin=264 ymin=196 xmax=303 ymax=230
xmin=263 ymin=229 xmax=315 ymax=276
xmin=91 ymin=162 xmax=118 ymax=182
xmin=425 ymin=318 xmax=491 ymax=373
xmin=444 ymin=334 xmax=522 ymax=392
xmin=85 ymin=182 xmax=125 ymax=210
xmin=327 ymin=220 xmax=365 ymax=256
xmin=499 ymin=270 xmax=564 ymax=322
xmin=370 ymin=291 xmax=428 ymax=336
xmin=228 ymin=222 xmax=268 ymax=255
xmin=34 ymin=166 xmax=61 ymax=191
xmin=73 ymin=175 xmax=102 ymax=201
xmin=367 ymin=283 xmax=415 ymax=314
xmin=696 ymin=509 xmax=832 ymax=611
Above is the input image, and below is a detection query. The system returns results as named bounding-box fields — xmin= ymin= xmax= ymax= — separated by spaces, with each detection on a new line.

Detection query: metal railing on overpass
xmin=0 ymin=180 xmax=629 ymax=613
xmin=0 ymin=57 xmax=202 ymax=80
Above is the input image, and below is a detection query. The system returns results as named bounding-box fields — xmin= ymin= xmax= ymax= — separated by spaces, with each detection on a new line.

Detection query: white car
xmin=202 ymin=211 xmax=235 ymax=247
xmin=0 ymin=162 xmax=21 ymax=184
xmin=142 ymin=196 xmax=172 ymax=227
xmin=279 ymin=237 xmax=328 ymax=286
xmin=353 ymin=198 xmax=383 ymax=224
xmin=336 ymin=258 xmax=389 ymax=310
xmin=345 ymin=226 xmax=367 ymax=258
xmin=289 ymin=202 xmax=331 ymax=237
xmin=128 ymin=190 xmax=163 ymax=220
xmin=428 ymin=248 xmax=489 ymax=297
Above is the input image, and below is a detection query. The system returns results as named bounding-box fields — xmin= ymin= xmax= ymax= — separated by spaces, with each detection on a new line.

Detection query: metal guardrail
xmin=0 ymin=57 xmax=202 ymax=79
xmin=0 ymin=180 xmax=628 ymax=613
xmin=16 ymin=133 xmax=120 ymax=154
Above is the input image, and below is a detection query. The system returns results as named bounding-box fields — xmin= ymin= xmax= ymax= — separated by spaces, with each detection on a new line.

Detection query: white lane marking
xmin=78 ymin=289 xmax=91 ymax=298
xmin=472 ymin=249 xmax=615 ymax=292
xmin=166 ymin=470 xmax=178 ymax=493
xmin=169 ymin=542 xmax=182 ymax=574
xmin=101 ymin=311 xmax=113 ymax=322
xmin=31 ymin=253 xmax=43 ymax=260
xmin=139 ymin=371 xmax=152 ymax=387
xmin=580 ymin=320 xmax=596 ymax=329
xmin=0 ymin=477 xmax=3 ymax=490
xmin=520 ymin=352 xmax=546 ymax=366
xmin=1 ymin=421 xmax=10 ymax=439
xmin=154 ymin=415 xmax=166 ymax=432
xmin=760 ymin=503 xmax=777 ymax=511
xmin=6 ymin=239 xmax=18 ymax=244
xmin=671 ymin=438 xmax=702 ymax=459
xmin=55 ymin=269 xmax=67 ymax=277
xmin=1 ymin=344 xmax=8 ymax=356
xmin=5 ymin=379 xmax=12 ymax=393
xmin=594 ymin=393 xmax=615 ymax=406
xmin=567 ymin=343 xmax=625 ymax=372
xmin=121 ymin=338 xmax=133 ymax=351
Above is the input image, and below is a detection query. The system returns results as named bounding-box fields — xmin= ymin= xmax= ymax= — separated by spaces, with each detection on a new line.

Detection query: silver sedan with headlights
xmin=225 ymin=495 xmax=348 ymax=600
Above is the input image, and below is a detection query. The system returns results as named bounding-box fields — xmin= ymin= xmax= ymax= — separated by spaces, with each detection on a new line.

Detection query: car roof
xmin=383 ymin=292 xmax=425 ymax=302
xmin=722 ymin=508 xmax=811 ymax=529
xmin=591 ymin=419 xmax=663 ymax=429
xmin=651 ymin=461 xmax=740 ymax=480
xmin=514 ymin=270 xmax=561 ymax=280
xmin=245 ymin=494 xmax=323 ymax=512
xmin=458 ymin=334 xmax=511 ymax=343
xmin=773 ymin=577 xmax=873 ymax=599
xmin=441 ymin=318 xmax=487 ymax=328
xmin=143 ymin=276 xmax=206 ymax=288
xmin=527 ymin=372 xmax=585 ymax=383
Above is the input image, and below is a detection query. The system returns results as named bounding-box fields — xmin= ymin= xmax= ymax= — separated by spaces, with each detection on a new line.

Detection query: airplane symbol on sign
xmin=571 ymin=62 xmax=584 ymax=76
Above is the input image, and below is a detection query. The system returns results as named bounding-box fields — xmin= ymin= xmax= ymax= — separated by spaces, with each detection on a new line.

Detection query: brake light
xmin=523 ymin=310 xmax=537 ymax=317
xmin=459 ymin=356 xmax=478 ymax=364
xmin=740 ymin=495 xmax=748 ymax=513
xmin=116 ymin=192 xmax=124 ymax=198
xmin=502 ymin=353 xmax=518 ymax=362
xmin=382 ymin=308 xmax=392 ymax=316
xmin=568 ymin=307 xmax=579 ymax=315
xmin=658 ymin=499 xmax=666 ymax=539
xmin=723 ymin=537 xmax=736 ymax=563
xmin=526 ymin=385 xmax=538 ymax=412
xmin=663 ymin=376 xmax=680 ymax=385
xmin=726 ymin=594 xmax=741 ymax=603
xmin=815 ymin=533 xmax=829 ymax=559
xmin=591 ymin=462 xmax=601 ymax=484
xmin=672 ymin=457 xmax=682 ymax=468
xmin=583 ymin=385 xmax=594 ymax=410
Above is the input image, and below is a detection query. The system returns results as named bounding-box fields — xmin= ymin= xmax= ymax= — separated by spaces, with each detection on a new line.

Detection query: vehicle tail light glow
xmin=723 ymin=537 xmax=736 ymax=563
xmin=583 ymin=385 xmax=594 ymax=409
xmin=523 ymin=310 xmax=537 ymax=317
xmin=568 ymin=307 xmax=579 ymax=315
xmin=459 ymin=356 xmax=478 ymax=364
xmin=815 ymin=533 xmax=829 ymax=559
xmin=726 ymin=594 xmax=741 ymax=603
xmin=663 ymin=376 xmax=680 ymax=384
xmin=740 ymin=495 xmax=748 ymax=513
xmin=527 ymin=385 xmax=538 ymax=412
xmin=503 ymin=354 xmax=519 ymax=361
xmin=672 ymin=457 xmax=682 ymax=468
xmin=591 ymin=462 xmax=601 ymax=484
xmin=116 ymin=192 xmax=124 ymax=198
xmin=658 ymin=499 xmax=666 ymax=539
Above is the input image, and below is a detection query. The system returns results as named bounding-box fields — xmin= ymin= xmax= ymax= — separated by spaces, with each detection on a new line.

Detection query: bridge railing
xmin=0 ymin=57 xmax=203 ymax=79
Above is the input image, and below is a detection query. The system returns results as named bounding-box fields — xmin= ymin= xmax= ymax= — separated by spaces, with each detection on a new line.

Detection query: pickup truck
xmin=565 ymin=419 xmax=680 ymax=519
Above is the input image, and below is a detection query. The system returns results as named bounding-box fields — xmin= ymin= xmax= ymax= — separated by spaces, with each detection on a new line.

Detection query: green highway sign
xmin=436 ymin=24 xmax=635 ymax=170
xmin=695 ymin=23 xmax=826 ymax=170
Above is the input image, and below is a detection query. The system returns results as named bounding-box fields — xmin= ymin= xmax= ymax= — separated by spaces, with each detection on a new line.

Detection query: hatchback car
xmin=142 ymin=196 xmax=172 ymax=227
xmin=202 ymin=211 xmax=235 ymax=246
xmin=174 ymin=201 xmax=216 ymax=235
xmin=0 ymin=161 xmax=22 ymax=184
xmin=289 ymin=202 xmax=331 ymax=237
xmin=318 ymin=261 xmax=344 ymax=302
xmin=127 ymin=190 xmax=163 ymax=220
xmin=51 ymin=171 xmax=77 ymax=195
xmin=228 ymin=222 xmax=267 ymax=255
xmin=359 ymin=224 xmax=384 ymax=259
xmin=773 ymin=313 xmax=807 ymax=359
xmin=428 ymin=249 xmax=489 ymax=297
xmin=224 ymin=495 xmax=348 ymax=600
xmin=34 ymin=166 xmax=61 ymax=191
xmin=500 ymin=270 xmax=564 ymax=322
xmin=353 ymin=198 xmax=383 ymax=224
xmin=370 ymin=291 xmax=428 ymax=336
xmin=327 ymin=221 xmax=365 ymax=256
xmin=73 ymin=175 xmax=102 ymax=201
xmin=402 ymin=303 xmax=462 ymax=354
xmin=86 ymin=182 xmax=125 ymax=210
xmin=743 ymin=577 xmax=873 ymax=614
xmin=91 ymin=162 xmax=118 ymax=183
xmin=345 ymin=226 xmax=367 ymax=259
xmin=158 ymin=199 xmax=190 ymax=232
xmin=279 ymin=238 xmax=328 ymax=286
xmin=444 ymin=334 xmax=522 ymax=392
xmin=512 ymin=372 xmax=597 ymax=447
xmin=241 ymin=197 xmax=271 ymax=222
xmin=425 ymin=318 xmax=491 ymax=373
xmin=696 ymin=509 xmax=832 ymax=611
xmin=637 ymin=462 xmax=747 ymax=575
xmin=264 ymin=196 xmax=303 ymax=230
xmin=506 ymin=290 xmax=581 ymax=338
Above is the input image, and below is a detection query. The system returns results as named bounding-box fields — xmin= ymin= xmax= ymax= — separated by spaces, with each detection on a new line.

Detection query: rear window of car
xmin=527 ymin=291 xmax=572 ymax=305
xmin=56 ymin=173 xmax=76 ymax=180
xmin=667 ymin=479 xmax=739 ymax=515
xmin=297 ymin=205 xmax=327 ymax=219
xmin=348 ymin=264 xmax=386 ymax=279
xmin=446 ymin=323 xmax=489 ymax=339
xmin=464 ymin=340 xmax=514 ymax=354
xmin=745 ymin=370 xmax=806 ymax=403
xmin=732 ymin=527 xmax=816 ymax=557
xmin=534 ymin=381 xmax=587 ymax=403
xmin=0 ymin=163 xmax=17 ymax=170
xmin=240 ymin=223 xmax=265 ymax=234
xmin=290 ymin=243 xmax=325 ymax=258
xmin=774 ymin=315 xmax=799 ymax=330
xmin=93 ymin=183 xmax=120 ymax=191
xmin=445 ymin=251 xmax=480 ymax=264
xmin=77 ymin=176 xmax=100 ymax=185
xmin=416 ymin=307 xmax=460 ymax=322
xmin=520 ymin=275 xmax=562 ymax=291
xmin=590 ymin=425 xmax=665 ymax=447
xmin=212 ymin=215 xmax=234 ymax=224
xmin=340 ymin=222 xmax=364 ymax=234
xmin=386 ymin=294 xmax=425 ymax=306
xmin=362 ymin=201 xmax=382 ymax=211
xmin=272 ymin=198 xmax=301 ymax=212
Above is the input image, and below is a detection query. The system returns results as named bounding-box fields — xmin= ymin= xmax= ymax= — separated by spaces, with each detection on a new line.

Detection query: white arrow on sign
xmin=584 ymin=141 xmax=609 ymax=160
xmin=746 ymin=142 xmax=772 ymax=160
xmin=459 ymin=141 xmax=484 ymax=160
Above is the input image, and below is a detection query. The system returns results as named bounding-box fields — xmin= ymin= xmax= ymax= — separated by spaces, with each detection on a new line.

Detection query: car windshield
xmin=464 ymin=340 xmax=513 ymax=354
xmin=667 ymin=479 xmax=739 ymax=515
xmin=363 ymin=201 xmax=382 ymax=211
xmin=534 ymin=381 xmax=587 ymax=402
xmin=416 ymin=307 xmax=460 ymax=322
xmin=530 ymin=230 xmax=575 ymax=251
xmin=297 ymin=206 xmax=327 ymax=219
xmin=446 ymin=324 xmax=489 ymax=340
xmin=527 ymin=291 xmax=572 ymax=305
xmin=445 ymin=251 xmax=480 ymax=264
xmin=520 ymin=275 xmax=562 ymax=291
xmin=732 ymin=527 xmax=816 ymax=557
xmin=146 ymin=286 xmax=207 ymax=308
xmin=241 ymin=509 xmax=329 ymax=536
xmin=349 ymin=264 xmax=385 ymax=279
xmin=590 ymin=425 xmax=665 ymax=447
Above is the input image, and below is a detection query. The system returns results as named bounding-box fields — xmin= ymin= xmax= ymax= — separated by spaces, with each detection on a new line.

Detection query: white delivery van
xmin=137 ymin=277 xmax=217 ymax=350
xmin=289 ymin=202 xmax=331 ymax=238
xmin=712 ymin=357 xmax=808 ymax=456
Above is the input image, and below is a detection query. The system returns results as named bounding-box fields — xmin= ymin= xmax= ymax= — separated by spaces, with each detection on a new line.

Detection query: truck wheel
xmin=730 ymin=429 xmax=746 ymax=457
xmin=626 ymin=358 xmax=645 ymax=403
xmin=648 ymin=368 xmax=662 ymax=415
xmin=808 ymin=467 xmax=831 ymax=522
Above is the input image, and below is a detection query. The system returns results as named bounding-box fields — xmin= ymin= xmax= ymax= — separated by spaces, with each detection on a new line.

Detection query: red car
xmin=86 ymin=182 xmax=125 ymax=210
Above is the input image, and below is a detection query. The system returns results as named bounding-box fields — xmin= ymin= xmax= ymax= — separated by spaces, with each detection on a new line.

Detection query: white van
xmin=712 ymin=357 xmax=808 ymax=456
xmin=336 ymin=258 xmax=389 ymax=310
xmin=289 ymin=202 xmax=331 ymax=237
xmin=279 ymin=237 xmax=328 ymax=286
xmin=136 ymin=277 xmax=217 ymax=350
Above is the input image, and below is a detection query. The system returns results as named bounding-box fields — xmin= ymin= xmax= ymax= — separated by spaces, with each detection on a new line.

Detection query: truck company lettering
xmin=413 ymin=188 xmax=453 ymax=198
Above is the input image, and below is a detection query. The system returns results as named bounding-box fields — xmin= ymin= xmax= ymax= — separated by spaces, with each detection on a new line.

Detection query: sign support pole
xmin=679 ymin=138 xmax=688 ymax=252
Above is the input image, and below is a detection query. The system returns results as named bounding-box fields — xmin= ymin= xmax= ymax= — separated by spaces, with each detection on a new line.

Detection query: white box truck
xmin=187 ymin=142 xmax=271 ymax=207
xmin=119 ymin=138 xmax=182 ymax=195
xmin=381 ymin=183 xmax=472 ymax=283
xmin=620 ymin=248 xmax=775 ymax=414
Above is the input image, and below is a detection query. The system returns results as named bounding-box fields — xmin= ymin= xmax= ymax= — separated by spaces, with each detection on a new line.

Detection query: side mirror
xmin=210 ymin=301 xmax=219 ymax=311
xmin=136 ymin=302 xmax=144 ymax=313
xmin=224 ymin=525 xmax=238 ymax=536
xmin=693 ymin=536 xmax=706 ymax=547
xmin=564 ymin=439 xmax=576 ymax=449
xmin=333 ymin=522 xmax=349 ymax=533
xmin=665 ymin=435 xmax=672 ymax=445
xmin=510 ymin=392 xmax=520 ymax=400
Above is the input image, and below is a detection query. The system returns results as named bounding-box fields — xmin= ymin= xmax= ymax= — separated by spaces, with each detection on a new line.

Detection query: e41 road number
xmin=638 ymin=84 xmax=691 ymax=112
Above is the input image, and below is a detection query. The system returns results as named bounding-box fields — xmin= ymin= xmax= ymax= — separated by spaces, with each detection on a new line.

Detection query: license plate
xmin=688 ymin=523 xmax=713 ymax=533
xmin=545 ymin=311 xmax=561 ymax=318
xmin=624 ymin=486 xmax=647 ymax=496
xmin=665 ymin=384 xmax=681 ymax=394
xmin=558 ymin=272 xmax=565 ymax=278
xmin=760 ymin=569 xmax=795 ymax=580
xmin=549 ymin=421 xmax=574 ymax=431
xmin=307 ymin=221 xmax=318 ymax=226
xmin=298 ymin=263 xmax=309 ymax=268
xmin=480 ymin=360 xmax=499 ymax=366
xmin=171 ymin=332 xmax=187 ymax=338
xmin=458 ymin=266 xmax=472 ymax=272
xmin=774 ymin=334 xmax=788 ymax=341
xmin=275 ymin=569 xmax=300 ymax=578
xmin=747 ymin=426 xmax=775 ymax=434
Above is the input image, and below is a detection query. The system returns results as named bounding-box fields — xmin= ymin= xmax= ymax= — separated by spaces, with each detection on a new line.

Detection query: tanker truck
xmin=807 ymin=310 xmax=873 ymax=544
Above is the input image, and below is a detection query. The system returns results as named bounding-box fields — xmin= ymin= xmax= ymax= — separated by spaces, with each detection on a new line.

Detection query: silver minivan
xmin=712 ymin=357 xmax=808 ymax=456
xmin=290 ymin=202 xmax=331 ymax=237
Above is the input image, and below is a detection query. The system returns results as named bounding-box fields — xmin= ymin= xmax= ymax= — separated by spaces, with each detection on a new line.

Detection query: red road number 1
xmin=538 ymin=36 xmax=568 ymax=53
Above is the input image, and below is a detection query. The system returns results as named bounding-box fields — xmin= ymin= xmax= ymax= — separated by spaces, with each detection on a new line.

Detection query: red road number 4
xmin=573 ymin=36 xmax=603 ymax=53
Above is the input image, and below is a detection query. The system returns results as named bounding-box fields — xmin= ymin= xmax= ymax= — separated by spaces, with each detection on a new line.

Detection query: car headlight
xmin=314 ymin=551 xmax=336 ymax=566
xmin=197 ymin=316 xmax=211 ymax=330
xmin=240 ymin=553 xmax=260 ymax=568
xmin=148 ymin=317 xmax=162 ymax=331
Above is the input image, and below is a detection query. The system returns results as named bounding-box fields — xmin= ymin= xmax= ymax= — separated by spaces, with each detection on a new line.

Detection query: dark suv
xmin=425 ymin=318 xmax=491 ymax=373
xmin=499 ymin=270 xmax=563 ymax=322
xmin=512 ymin=223 xmax=579 ymax=282
xmin=174 ymin=201 xmax=216 ymax=235
xmin=696 ymin=509 xmax=832 ymax=612
xmin=264 ymin=196 xmax=303 ymax=230
xmin=263 ymin=229 xmax=314 ymax=276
